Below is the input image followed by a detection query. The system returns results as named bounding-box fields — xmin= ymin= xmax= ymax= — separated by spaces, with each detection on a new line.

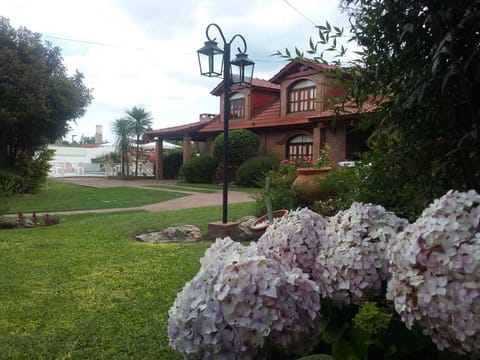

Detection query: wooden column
xmin=155 ymin=138 xmax=163 ymax=180
xmin=183 ymin=135 xmax=192 ymax=164
xmin=206 ymin=137 xmax=213 ymax=155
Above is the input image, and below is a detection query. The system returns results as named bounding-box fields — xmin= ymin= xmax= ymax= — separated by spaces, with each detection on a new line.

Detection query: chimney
xmin=95 ymin=125 xmax=103 ymax=144
xmin=199 ymin=113 xmax=216 ymax=121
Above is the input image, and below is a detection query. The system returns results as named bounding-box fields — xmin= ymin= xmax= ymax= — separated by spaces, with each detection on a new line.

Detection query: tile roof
xmin=145 ymin=117 xmax=219 ymax=140
xmin=211 ymin=78 xmax=280 ymax=96
xmin=198 ymin=98 xmax=378 ymax=133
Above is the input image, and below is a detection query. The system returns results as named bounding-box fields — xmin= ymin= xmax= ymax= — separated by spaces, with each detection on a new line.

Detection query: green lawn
xmin=175 ymin=181 xmax=262 ymax=194
xmin=6 ymin=180 xmax=188 ymax=213
xmin=0 ymin=202 xmax=255 ymax=359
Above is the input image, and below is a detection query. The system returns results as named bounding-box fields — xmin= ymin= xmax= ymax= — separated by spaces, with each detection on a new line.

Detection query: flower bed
xmin=168 ymin=190 xmax=480 ymax=359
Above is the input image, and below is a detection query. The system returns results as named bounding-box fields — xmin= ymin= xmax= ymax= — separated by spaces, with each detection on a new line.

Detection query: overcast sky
xmin=2 ymin=0 xmax=350 ymax=143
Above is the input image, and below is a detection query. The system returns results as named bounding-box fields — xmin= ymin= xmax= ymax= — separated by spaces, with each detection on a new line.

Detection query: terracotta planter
xmin=250 ymin=209 xmax=289 ymax=233
xmin=293 ymin=167 xmax=331 ymax=201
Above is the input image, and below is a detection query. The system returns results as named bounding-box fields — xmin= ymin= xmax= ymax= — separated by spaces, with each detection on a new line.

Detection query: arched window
xmin=230 ymin=92 xmax=245 ymax=119
xmin=287 ymin=135 xmax=313 ymax=162
xmin=288 ymin=79 xmax=316 ymax=113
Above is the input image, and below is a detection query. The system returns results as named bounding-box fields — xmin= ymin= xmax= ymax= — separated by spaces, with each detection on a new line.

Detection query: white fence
xmin=49 ymin=162 xmax=154 ymax=177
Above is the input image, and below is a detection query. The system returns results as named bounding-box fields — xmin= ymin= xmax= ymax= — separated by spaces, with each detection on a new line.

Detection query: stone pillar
xmin=155 ymin=138 xmax=163 ymax=180
xmin=183 ymin=135 xmax=192 ymax=164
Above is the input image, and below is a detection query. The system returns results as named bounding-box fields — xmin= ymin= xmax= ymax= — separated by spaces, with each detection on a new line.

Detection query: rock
xmin=238 ymin=216 xmax=260 ymax=240
xmin=136 ymin=225 xmax=202 ymax=243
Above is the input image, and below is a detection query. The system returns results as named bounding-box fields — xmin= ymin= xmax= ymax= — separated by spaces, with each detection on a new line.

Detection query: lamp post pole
xmin=221 ymin=43 xmax=231 ymax=224
xmin=197 ymin=24 xmax=254 ymax=224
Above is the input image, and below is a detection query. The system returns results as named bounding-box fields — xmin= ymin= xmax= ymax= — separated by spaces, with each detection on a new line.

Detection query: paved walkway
xmin=51 ymin=177 xmax=255 ymax=215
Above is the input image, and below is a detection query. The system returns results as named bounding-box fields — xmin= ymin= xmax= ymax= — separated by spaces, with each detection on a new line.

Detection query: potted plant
xmin=293 ymin=144 xmax=332 ymax=201
xmin=250 ymin=176 xmax=288 ymax=233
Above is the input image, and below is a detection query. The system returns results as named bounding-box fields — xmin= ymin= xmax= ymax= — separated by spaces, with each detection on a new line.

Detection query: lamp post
xmin=197 ymin=23 xmax=254 ymax=224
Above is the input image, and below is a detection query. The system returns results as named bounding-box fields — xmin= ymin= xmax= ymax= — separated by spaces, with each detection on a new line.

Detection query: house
xmin=146 ymin=60 xmax=376 ymax=180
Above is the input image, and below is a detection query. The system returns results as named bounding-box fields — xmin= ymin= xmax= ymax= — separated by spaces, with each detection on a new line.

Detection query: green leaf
xmin=322 ymin=318 xmax=349 ymax=343
xmin=297 ymin=355 xmax=333 ymax=360
xmin=332 ymin=338 xmax=358 ymax=360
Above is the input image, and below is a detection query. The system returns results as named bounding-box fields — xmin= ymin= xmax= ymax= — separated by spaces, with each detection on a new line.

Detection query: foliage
xmin=236 ymin=155 xmax=280 ymax=187
xmin=13 ymin=147 xmax=54 ymax=193
xmin=180 ymin=155 xmax=218 ymax=183
xmin=276 ymin=0 xmax=480 ymax=219
xmin=213 ymin=129 xmax=260 ymax=167
xmin=124 ymin=106 xmax=153 ymax=177
xmin=0 ymin=17 xmax=92 ymax=169
xmin=311 ymin=163 xmax=371 ymax=217
xmin=163 ymin=150 xmax=183 ymax=179
xmin=254 ymin=159 xmax=303 ymax=216
xmin=0 ymin=170 xmax=26 ymax=215
xmin=91 ymin=151 xmax=121 ymax=164
xmin=112 ymin=117 xmax=134 ymax=176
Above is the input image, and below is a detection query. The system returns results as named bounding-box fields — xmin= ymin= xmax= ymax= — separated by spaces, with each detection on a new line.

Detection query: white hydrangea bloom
xmin=257 ymin=208 xmax=329 ymax=276
xmin=168 ymin=237 xmax=322 ymax=359
xmin=387 ymin=190 xmax=480 ymax=356
xmin=314 ymin=202 xmax=408 ymax=305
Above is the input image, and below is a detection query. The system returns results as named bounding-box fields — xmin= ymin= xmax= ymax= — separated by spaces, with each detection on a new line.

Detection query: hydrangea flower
xmin=387 ymin=190 xmax=480 ymax=355
xmin=257 ymin=208 xmax=329 ymax=276
xmin=314 ymin=202 xmax=408 ymax=305
xmin=168 ymin=237 xmax=322 ymax=359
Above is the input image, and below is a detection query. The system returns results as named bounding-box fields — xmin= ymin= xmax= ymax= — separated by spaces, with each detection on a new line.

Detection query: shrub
xmin=14 ymin=147 xmax=54 ymax=193
xmin=0 ymin=170 xmax=27 ymax=215
xmin=163 ymin=151 xmax=183 ymax=179
xmin=255 ymin=160 xmax=302 ymax=216
xmin=180 ymin=155 xmax=218 ymax=183
xmin=311 ymin=163 xmax=371 ymax=217
xmin=213 ymin=129 xmax=259 ymax=167
xmin=236 ymin=156 xmax=280 ymax=187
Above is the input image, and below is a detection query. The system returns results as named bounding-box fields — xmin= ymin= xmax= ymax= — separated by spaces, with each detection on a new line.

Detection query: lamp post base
xmin=208 ymin=220 xmax=241 ymax=239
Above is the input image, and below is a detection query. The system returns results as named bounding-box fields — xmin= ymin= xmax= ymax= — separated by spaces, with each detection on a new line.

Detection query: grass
xmin=6 ymin=180 xmax=188 ymax=213
xmin=0 ymin=202 xmax=256 ymax=359
xmin=175 ymin=181 xmax=262 ymax=194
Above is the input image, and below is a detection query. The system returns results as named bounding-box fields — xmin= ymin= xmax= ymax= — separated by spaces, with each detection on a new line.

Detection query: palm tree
xmin=112 ymin=117 xmax=133 ymax=176
xmin=125 ymin=106 xmax=153 ymax=176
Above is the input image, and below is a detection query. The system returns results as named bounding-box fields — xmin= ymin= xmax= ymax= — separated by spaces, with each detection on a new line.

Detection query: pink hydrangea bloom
xmin=168 ymin=237 xmax=322 ymax=359
xmin=387 ymin=190 xmax=480 ymax=355
xmin=314 ymin=202 xmax=408 ymax=305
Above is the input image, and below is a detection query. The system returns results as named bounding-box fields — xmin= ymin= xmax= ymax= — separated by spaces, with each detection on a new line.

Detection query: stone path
xmin=50 ymin=177 xmax=254 ymax=215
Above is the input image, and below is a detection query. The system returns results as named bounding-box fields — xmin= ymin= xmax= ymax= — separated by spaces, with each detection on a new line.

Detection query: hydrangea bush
xmin=257 ymin=207 xmax=328 ymax=276
xmin=314 ymin=202 xmax=408 ymax=305
xmin=169 ymin=190 xmax=480 ymax=358
xmin=387 ymin=190 xmax=480 ymax=355
xmin=168 ymin=237 xmax=322 ymax=359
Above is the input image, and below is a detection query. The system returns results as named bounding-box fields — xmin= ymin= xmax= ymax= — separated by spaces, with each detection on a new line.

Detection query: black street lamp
xmin=197 ymin=23 xmax=254 ymax=224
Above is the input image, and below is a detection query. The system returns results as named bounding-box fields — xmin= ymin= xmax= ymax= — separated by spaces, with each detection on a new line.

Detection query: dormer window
xmin=288 ymin=79 xmax=316 ymax=113
xmin=230 ymin=92 xmax=245 ymax=119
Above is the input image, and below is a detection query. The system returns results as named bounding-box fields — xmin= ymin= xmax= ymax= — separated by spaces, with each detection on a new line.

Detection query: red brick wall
xmin=251 ymin=90 xmax=278 ymax=115
xmin=325 ymin=127 xmax=347 ymax=162
xmin=255 ymin=126 xmax=347 ymax=163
